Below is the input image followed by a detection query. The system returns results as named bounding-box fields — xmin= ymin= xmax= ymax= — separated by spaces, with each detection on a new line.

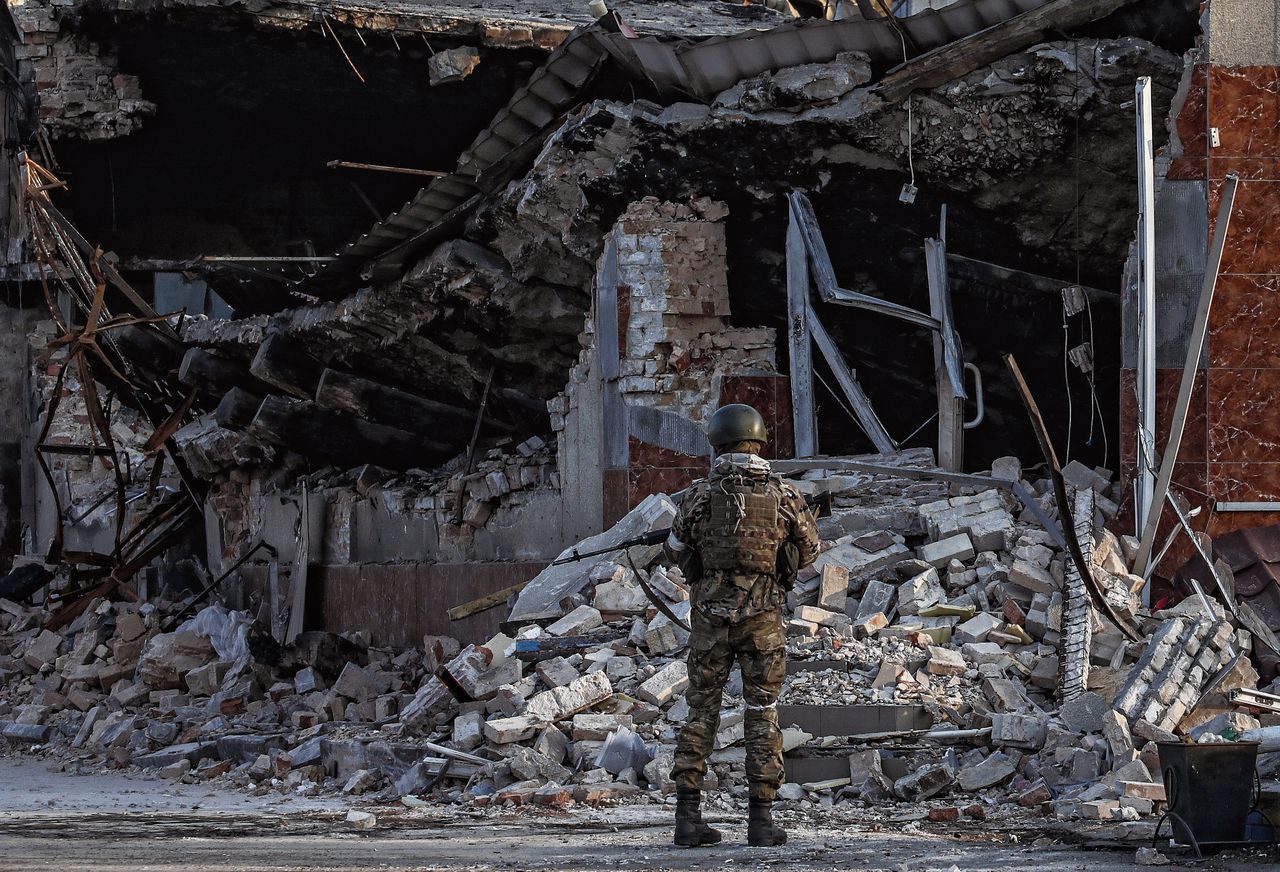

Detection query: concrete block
xmin=818 ymin=565 xmax=849 ymax=611
xmin=957 ymin=752 xmax=1017 ymax=791
xmin=893 ymin=762 xmax=955 ymax=801
xmin=452 ymin=710 xmax=485 ymax=751
xmin=991 ymin=712 xmax=1048 ymax=749
xmin=856 ymin=579 xmax=895 ymax=621
xmin=919 ymin=534 xmax=975 ymax=567
xmin=546 ymin=605 xmax=603 ymax=636
xmin=954 ymin=612 xmax=1002 ymax=644
xmin=926 ymin=646 xmax=966 ymax=676
xmin=637 ymin=661 xmax=688 ymax=706
xmin=1009 ymin=560 xmax=1058 ymax=594
xmin=899 ymin=568 xmax=945 ymax=616
xmin=794 ymin=605 xmax=841 ymax=627
xmin=524 ymin=671 xmax=613 ymax=722
xmin=483 ymin=714 xmax=541 ymax=744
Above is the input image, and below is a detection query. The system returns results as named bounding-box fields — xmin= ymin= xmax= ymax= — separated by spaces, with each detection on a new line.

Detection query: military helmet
xmin=706 ymin=403 xmax=768 ymax=449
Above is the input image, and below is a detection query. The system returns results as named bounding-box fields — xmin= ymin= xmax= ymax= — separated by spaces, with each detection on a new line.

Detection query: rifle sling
xmin=624 ymin=547 xmax=691 ymax=633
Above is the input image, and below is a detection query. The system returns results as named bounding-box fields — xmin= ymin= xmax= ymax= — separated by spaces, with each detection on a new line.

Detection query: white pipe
xmin=1134 ymin=77 xmax=1157 ymax=552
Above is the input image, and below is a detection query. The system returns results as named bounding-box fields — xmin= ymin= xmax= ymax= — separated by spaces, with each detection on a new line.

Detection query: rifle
xmin=547 ymin=492 xmax=830 ymax=634
xmin=547 ymin=492 xmax=831 ymax=568
xmin=550 ymin=529 xmax=669 ymax=567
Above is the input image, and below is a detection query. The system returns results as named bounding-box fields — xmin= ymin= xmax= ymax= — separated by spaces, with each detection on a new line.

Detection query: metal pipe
xmin=963 ymin=362 xmax=984 ymax=429
xmin=326 ymin=159 xmax=448 ymax=178
xmin=1134 ymin=77 xmax=1157 ymax=544
xmin=198 ymin=256 xmax=337 ymax=263
xmin=1215 ymin=501 xmax=1280 ymax=512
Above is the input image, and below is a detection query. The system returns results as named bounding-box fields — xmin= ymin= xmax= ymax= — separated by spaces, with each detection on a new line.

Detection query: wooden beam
xmin=786 ymin=203 xmax=818 ymax=458
xmin=249 ymin=333 xmax=325 ymax=400
xmin=876 ymin=0 xmax=1137 ymax=103
xmin=315 ymin=368 xmax=481 ymax=438
xmin=215 ymin=387 xmax=264 ymax=431
xmin=807 ymin=304 xmax=896 ymax=454
xmin=179 ymin=347 xmax=271 ymax=397
xmin=245 ymin=395 xmax=451 ymax=470
xmin=447 ymin=580 xmax=531 ymax=621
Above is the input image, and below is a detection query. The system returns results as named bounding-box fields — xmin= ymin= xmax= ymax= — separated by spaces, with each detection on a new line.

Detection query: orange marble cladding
xmin=1118 ymin=368 xmax=1207 ymax=465
xmin=1125 ymin=62 xmax=1280 ymax=545
xmin=1208 ymin=66 xmax=1280 ymax=157
xmin=1208 ymin=274 xmax=1280 ymax=367
xmin=1209 ymin=178 xmax=1280 ymax=274
xmin=1207 ymin=368 xmax=1280 ymax=462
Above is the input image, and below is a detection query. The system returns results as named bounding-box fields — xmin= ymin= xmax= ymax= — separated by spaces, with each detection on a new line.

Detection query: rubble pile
xmin=1 ymin=452 xmax=1277 ymax=825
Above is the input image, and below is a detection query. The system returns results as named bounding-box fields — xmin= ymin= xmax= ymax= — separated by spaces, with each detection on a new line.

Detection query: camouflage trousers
xmin=671 ymin=607 xmax=786 ymax=800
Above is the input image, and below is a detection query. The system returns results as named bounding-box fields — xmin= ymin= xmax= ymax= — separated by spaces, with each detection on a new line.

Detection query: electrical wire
xmin=890 ymin=23 xmax=915 ymax=191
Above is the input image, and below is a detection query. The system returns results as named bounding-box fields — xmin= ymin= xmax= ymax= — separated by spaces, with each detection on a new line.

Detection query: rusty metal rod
xmin=326 ymin=159 xmax=448 ymax=178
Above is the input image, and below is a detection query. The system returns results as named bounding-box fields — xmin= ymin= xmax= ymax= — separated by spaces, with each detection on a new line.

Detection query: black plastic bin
xmin=1156 ymin=741 xmax=1260 ymax=848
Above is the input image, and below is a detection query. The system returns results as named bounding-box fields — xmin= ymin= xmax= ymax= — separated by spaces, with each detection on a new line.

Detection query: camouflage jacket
xmin=665 ymin=453 xmax=820 ymax=621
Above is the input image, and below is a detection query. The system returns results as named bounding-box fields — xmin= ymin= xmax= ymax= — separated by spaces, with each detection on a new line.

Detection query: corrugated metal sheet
xmin=300 ymin=0 xmax=1056 ymax=295
xmin=615 ymin=0 xmax=1048 ymax=99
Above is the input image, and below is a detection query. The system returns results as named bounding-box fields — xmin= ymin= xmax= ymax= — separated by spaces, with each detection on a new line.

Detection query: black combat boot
xmin=674 ymin=788 xmax=722 ymax=847
xmin=747 ymin=797 xmax=787 ymax=847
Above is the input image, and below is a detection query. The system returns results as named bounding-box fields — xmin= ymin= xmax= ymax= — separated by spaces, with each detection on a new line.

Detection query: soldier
xmin=665 ymin=403 xmax=820 ymax=848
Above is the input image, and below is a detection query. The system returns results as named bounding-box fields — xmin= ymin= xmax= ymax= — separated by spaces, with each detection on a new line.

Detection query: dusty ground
xmin=0 ymin=757 xmax=1276 ymax=872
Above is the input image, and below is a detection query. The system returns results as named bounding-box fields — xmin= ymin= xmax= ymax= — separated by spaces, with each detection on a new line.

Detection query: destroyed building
xmin=1 ymin=0 xmax=1280 ymax=859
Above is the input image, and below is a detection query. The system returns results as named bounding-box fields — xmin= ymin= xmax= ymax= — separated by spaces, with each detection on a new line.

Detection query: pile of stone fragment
xmin=0 ymin=451 xmax=1275 ymax=825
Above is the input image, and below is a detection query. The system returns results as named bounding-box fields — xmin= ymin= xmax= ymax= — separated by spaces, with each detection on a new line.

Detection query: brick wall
xmin=552 ymin=197 xmax=789 ymax=525
xmin=10 ymin=0 xmax=154 ymax=140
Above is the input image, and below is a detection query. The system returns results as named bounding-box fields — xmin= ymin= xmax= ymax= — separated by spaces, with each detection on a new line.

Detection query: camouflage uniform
xmin=667 ymin=453 xmax=820 ymax=801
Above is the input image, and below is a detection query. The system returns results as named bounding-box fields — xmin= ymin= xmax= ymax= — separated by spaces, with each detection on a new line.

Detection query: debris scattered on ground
xmin=3 ymin=451 xmax=1275 ymax=836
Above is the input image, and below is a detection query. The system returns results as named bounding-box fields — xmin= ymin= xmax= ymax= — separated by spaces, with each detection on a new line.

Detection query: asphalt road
xmin=0 ymin=757 xmax=1276 ymax=872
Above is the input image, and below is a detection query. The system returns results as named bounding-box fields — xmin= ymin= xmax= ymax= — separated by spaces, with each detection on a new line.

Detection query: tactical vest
xmin=694 ymin=472 xmax=785 ymax=576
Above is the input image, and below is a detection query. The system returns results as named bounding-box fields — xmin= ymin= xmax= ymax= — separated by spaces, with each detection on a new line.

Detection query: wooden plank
xmin=597 ymin=235 xmax=627 ymax=470
xmin=876 ymin=0 xmax=1136 ymax=103
xmin=447 ymin=580 xmax=530 ymax=621
xmin=807 ymin=305 xmax=896 ymax=453
xmin=786 ymin=204 xmax=818 ymax=458
xmin=285 ymin=482 xmax=309 ymax=645
xmin=925 ymin=231 xmax=965 ymax=471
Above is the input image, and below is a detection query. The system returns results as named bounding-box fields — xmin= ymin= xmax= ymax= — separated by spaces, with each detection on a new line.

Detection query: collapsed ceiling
xmin=35 ymin=0 xmax=1199 ymax=477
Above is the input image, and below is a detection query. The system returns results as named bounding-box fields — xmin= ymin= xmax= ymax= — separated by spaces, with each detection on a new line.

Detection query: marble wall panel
xmin=1118 ymin=368 xmax=1207 ymax=465
xmin=1209 ymin=274 xmax=1280 ymax=367
xmin=1207 ymin=66 xmax=1280 ymax=157
xmin=1208 ymin=367 xmax=1280 ymax=462
xmin=719 ymin=374 xmax=795 ymax=460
